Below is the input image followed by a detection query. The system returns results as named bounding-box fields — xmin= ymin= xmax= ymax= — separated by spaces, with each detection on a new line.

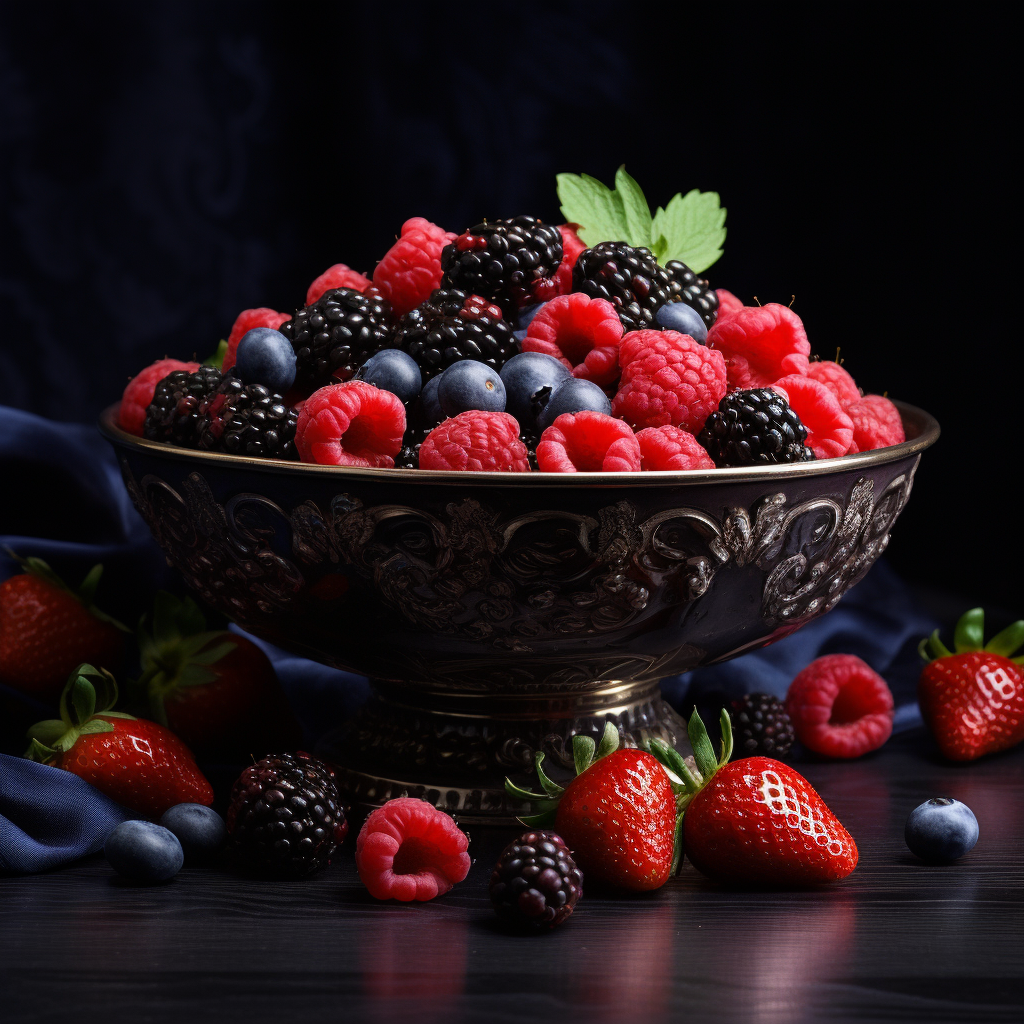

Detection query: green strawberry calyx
xmin=919 ymin=607 xmax=1024 ymax=665
xmin=135 ymin=592 xmax=238 ymax=726
xmin=24 ymin=663 xmax=136 ymax=762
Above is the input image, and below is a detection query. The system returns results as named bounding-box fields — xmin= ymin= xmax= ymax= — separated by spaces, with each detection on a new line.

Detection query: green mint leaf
xmin=614 ymin=166 xmax=653 ymax=248
xmin=204 ymin=339 xmax=228 ymax=370
xmin=556 ymin=172 xmax=629 ymax=247
xmin=650 ymin=189 xmax=727 ymax=273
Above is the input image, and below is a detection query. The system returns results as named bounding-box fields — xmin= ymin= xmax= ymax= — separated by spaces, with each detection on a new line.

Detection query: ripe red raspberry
xmin=521 ymin=293 xmax=623 ymax=386
xmin=372 ymin=217 xmax=456 ymax=317
xmin=551 ymin=223 xmax=587 ymax=296
xmin=612 ymin=330 xmax=727 ymax=433
xmin=706 ymin=303 xmax=810 ymax=389
xmin=419 ymin=411 xmax=530 ymax=472
xmin=355 ymin=797 xmax=471 ymax=901
xmin=636 ymin=425 xmax=716 ymax=471
xmin=118 ymin=358 xmax=199 ymax=436
xmin=786 ymin=654 xmax=894 ymax=759
xmin=715 ymin=288 xmax=744 ymax=321
xmin=846 ymin=394 xmax=906 ymax=453
xmin=295 ymin=380 xmax=405 ymax=468
xmin=536 ymin=411 xmax=641 ymax=472
xmin=223 ymin=308 xmax=291 ymax=372
xmin=773 ymin=374 xmax=854 ymax=460
xmin=806 ymin=360 xmax=860 ymax=407
xmin=305 ymin=264 xmax=372 ymax=306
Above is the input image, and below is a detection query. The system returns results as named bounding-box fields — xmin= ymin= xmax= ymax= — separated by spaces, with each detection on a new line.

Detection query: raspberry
xmin=705 ymin=303 xmax=811 ymax=389
xmin=521 ymin=293 xmax=623 ymax=386
xmin=636 ymin=425 xmax=715 ymax=471
xmin=806 ymin=360 xmax=860 ymax=407
xmin=305 ymin=264 xmax=372 ymax=305
xmin=612 ymin=330 xmax=727 ymax=433
xmin=846 ymin=395 xmax=906 ymax=453
xmin=295 ymin=380 xmax=405 ymax=468
xmin=419 ymin=411 xmax=530 ymax=472
xmin=118 ymin=358 xmax=199 ymax=436
xmin=224 ymin=308 xmax=291 ymax=373
xmin=551 ymin=223 xmax=587 ymax=295
xmin=773 ymin=375 xmax=854 ymax=460
xmin=536 ymin=411 xmax=641 ymax=473
xmin=372 ymin=217 xmax=456 ymax=317
xmin=785 ymin=654 xmax=894 ymax=759
xmin=355 ymin=797 xmax=471 ymax=901
xmin=715 ymin=288 xmax=744 ymax=321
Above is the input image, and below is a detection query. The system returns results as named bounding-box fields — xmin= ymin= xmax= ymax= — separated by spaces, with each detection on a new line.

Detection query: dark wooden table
xmin=2 ymin=730 xmax=1021 ymax=1024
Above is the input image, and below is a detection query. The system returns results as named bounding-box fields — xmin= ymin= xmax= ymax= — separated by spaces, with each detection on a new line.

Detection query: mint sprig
xmin=556 ymin=167 xmax=726 ymax=274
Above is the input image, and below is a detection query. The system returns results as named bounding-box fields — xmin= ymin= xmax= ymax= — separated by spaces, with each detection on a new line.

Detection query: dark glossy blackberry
xmin=226 ymin=752 xmax=348 ymax=877
xmin=572 ymin=242 xmax=673 ymax=332
xmin=143 ymin=366 xmax=223 ymax=448
xmin=520 ymin=430 xmax=539 ymax=471
xmin=731 ymin=693 xmax=795 ymax=758
xmin=697 ymin=388 xmax=815 ymax=467
xmin=489 ymin=830 xmax=582 ymax=930
xmin=392 ymin=288 xmax=518 ymax=382
xmin=665 ymin=260 xmax=719 ymax=329
xmin=395 ymin=443 xmax=421 ymax=469
xmin=440 ymin=216 xmax=562 ymax=315
xmin=195 ymin=377 xmax=298 ymax=460
xmin=280 ymin=287 xmax=393 ymax=391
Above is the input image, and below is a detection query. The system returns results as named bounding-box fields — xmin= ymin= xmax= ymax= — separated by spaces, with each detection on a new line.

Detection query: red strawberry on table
xmin=506 ymin=723 xmax=679 ymax=891
xmin=918 ymin=608 xmax=1024 ymax=761
xmin=25 ymin=664 xmax=213 ymax=818
xmin=650 ymin=711 xmax=858 ymax=885
xmin=0 ymin=555 xmax=128 ymax=701
xmin=136 ymin=592 xmax=301 ymax=759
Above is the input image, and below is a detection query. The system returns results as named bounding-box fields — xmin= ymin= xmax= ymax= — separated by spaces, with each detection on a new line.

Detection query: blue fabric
xmin=0 ymin=403 xmax=940 ymax=871
xmin=0 ymin=754 xmax=132 ymax=874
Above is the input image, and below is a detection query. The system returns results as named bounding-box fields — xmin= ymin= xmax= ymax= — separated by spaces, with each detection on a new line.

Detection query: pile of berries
xmin=117 ymin=216 xmax=905 ymax=473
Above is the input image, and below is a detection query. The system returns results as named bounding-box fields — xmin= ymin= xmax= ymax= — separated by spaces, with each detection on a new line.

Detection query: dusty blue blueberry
xmin=536 ymin=377 xmax=612 ymax=433
xmin=354 ymin=349 xmax=422 ymax=404
xmin=654 ymin=301 xmax=709 ymax=343
xmin=513 ymin=302 xmax=546 ymax=342
xmin=905 ymin=798 xmax=979 ymax=862
xmin=159 ymin=803 xmax=227 ymax=864
xmin=500 ymin=352 xmax=571 ymax=432
xmin=419 ymin=375 xmax=444 ymax=426
xmin=105 ymin=820 xmax=184 ymax=883
xmin=438 ymin=359 xmax=506 ymax=416
xmin=234 ymin=328 xmax=297 ymax=393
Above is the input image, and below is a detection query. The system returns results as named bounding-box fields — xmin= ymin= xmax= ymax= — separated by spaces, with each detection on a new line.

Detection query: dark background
xmin=0 ymin=2 xmax=1015 ymax=607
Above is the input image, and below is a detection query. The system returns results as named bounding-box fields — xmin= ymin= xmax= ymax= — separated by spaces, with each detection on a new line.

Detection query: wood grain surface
xmin=2 ymin=730 xmax=1022 ymax=1024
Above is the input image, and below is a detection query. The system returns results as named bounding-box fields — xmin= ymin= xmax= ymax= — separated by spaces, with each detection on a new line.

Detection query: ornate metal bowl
xmin=100 ymin=402 xmax=938 ymax=822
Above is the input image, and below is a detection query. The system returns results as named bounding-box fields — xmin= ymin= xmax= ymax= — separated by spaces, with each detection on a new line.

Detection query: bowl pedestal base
xmin=317 ymin=679 xmax=690 ymax=825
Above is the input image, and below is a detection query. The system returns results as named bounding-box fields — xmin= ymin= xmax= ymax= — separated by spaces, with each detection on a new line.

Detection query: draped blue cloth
xmin=0 ymin=405 xmax=938 ymax=872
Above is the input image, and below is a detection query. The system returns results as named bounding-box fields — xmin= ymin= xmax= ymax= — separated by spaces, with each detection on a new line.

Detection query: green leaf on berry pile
xmin=556 ymin=172 xmax=632 ymax=246
xmin=650 ymin=189 xmax=727 ymax=273
xmin=614 ymin=167 xmax=653 ymax=249
xmin=204 ymin=339 xmax=228 ymax=371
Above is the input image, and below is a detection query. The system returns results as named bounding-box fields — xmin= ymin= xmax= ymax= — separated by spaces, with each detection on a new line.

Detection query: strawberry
xmin=918 ymin=608 xmax=1024 ymax=761
xmin=0 ymin=555 xmax=128 ymax=701
xmin=25 ymin=664 xmax=213 ymax=818
xmin=506 ymin=724 xmax=679 ymax=891
xmin=650 ymin=711 xmax=858 ymax=885
xmin=136 ymin=592 xmax=302 ymax=759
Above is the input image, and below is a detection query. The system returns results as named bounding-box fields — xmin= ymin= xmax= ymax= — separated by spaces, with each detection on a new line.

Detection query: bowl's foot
xmin=317 ymin=680 xmax=690 ymax=825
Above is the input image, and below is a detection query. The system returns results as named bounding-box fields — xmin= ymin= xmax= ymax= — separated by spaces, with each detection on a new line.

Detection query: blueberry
xmin=655 ymin=301 xmax=709 ymax=343
xmin=159 ymin=803 xmax=227 ymax=864
xmin=354 ymin=349 xmax=422 ymax=404
xmin=500 ymin=352 xmax=571 ymax=432
xmin=438 ymin=359 xmax=506 ymax=416
xmin=513 ymin=302 xmax=546 ymax=342
xmin=419 ymin=374 xmax=444 ymax=427
xmin=536 ymin=377 xmax=612 ymax=433
xmin=234 ymin=328 xmax=297 ymax=393
xmin=105 ymin=820 xmax=184 ymax=883
xmin=905 ymin=798 xmax=979 ymax=863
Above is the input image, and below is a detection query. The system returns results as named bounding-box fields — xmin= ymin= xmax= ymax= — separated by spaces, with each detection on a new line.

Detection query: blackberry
xmin=280 ymin=287 xmax=393 ymax=392
xmin=195 ymin=377 xmax=299 ymax=460
xmin=489 ymin=830 xmax=583 ymax=930
xmin=731 ymin=693 xmax=795 ymax=758
xmin=697 ymin=388 xmax=816 ymax=467
xmin=440 ymin=216 xmax=562 ymax=316
xmin=665 ymin=260 xmax=719 ymax=329
xmin=143 ymin=365 xmax=223 ymax=448
xmin=395 ymin=443 xmax=421 ymax=469
xmin=392 ymin=288 xmax=518 ymax=382
xmin=225 ymin=752 xmax=348 ymax=877
xmin=572 ymin=241 xmax=673 ymax=332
